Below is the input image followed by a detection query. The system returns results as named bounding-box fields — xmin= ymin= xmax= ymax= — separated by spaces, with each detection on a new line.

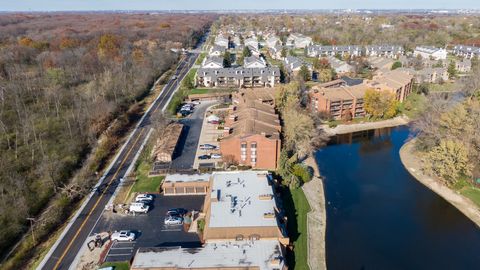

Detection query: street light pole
xmin=26 ymin=217 xmax=36 ymax=245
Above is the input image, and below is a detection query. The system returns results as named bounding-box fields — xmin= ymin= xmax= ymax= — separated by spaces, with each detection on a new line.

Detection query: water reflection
xmin=317 ymin=126 xmax=480 ymax=270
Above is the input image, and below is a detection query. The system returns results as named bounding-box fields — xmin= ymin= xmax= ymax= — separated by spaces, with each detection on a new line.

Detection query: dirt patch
xmin=76 ymin=232 xmax=112 ymax=270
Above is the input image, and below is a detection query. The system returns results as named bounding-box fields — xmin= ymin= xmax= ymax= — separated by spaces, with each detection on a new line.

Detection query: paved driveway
xmin=94 ymin=194 xmax=205 ymax=262
xmin=171 ymin=101 xmax=218 ymax=169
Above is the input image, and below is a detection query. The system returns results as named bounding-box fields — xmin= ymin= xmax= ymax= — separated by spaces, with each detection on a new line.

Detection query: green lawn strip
xmin=100 ymin=261 xmax=130 ymax=270
xmin=282 ymin=187 xmax=311 ymax=270
xmin=427 ymin=82 xmax=456 ymax=92
xmin=452 ymin=178 xmax=480 ymax=208
xmin=195 ymin=52 xmax=206 ymax=65
xmin=130 ymin=161 xmax=164 ymax=195
xmin=188 ymin=88 xmax=233 ymax=95
xmin=460 ymin=187 xmax=480 ymax=208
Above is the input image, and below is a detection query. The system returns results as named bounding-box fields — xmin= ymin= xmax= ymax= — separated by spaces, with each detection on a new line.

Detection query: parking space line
xmin=161 ymin=228 xmax=182 ymax=232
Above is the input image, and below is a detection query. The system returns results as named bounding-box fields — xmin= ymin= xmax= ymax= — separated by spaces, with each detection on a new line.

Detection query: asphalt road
xmin=39 ymin=51 xmax=199 ymax=270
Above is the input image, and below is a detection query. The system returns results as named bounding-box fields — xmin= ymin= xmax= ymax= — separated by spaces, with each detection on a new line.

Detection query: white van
xmin=129 ymin=202 xmax=150 ymax=214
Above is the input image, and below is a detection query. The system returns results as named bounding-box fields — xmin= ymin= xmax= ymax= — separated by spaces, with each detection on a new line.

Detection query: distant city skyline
xmin=1 ymin=0 xmax=480 ymax=12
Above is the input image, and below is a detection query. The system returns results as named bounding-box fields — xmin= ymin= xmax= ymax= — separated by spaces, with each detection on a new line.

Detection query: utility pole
xmin=26 ymin=217 xmax=36 ymax=245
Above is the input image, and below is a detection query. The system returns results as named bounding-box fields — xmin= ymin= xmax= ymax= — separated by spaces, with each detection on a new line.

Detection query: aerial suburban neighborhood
xmin=1 ymin=2 xmax=480 ymax=270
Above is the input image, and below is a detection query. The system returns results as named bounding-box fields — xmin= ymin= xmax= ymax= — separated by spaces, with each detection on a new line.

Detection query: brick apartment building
xmin=364 ymin=69 xmax=414 ymax=102
xmin=220 ymin=89 xmax=281 ymax=170
xmin=310 ymin=69 xmax=413 ymax=119
xmin=310 ymin=84 xmax=368 ymax=119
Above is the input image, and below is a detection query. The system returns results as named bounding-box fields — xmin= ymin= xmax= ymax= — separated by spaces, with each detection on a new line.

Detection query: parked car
xmin=192 ymin=100 xmax=201 ymax=105
xmin=198 ymin=154 xmax=211 ymax=160
xmin=167 ymin=208 xmax=188 ymax=217
xmin=164 ymin=216 xmax=183 ymax=225
xmin=135 ymin=194 xmax=154 ymax=202
xmin=111 ymin=230 xmax=136 ymax=241
xmin=136 ymin=199 xmax=153 ymax=206
xmin=199 ymin=144 xmax=218 ymax=150
xmin=172 ymin=75 xmax=177 ymax=80
xmin=210 ymin=153 xmax=222 ymax=159
xmin=208 ymin=120 xmax=220 ymax=124
xmin=129 ymin=202 xmax=150 ymax=214
xmin=179 ymin=110 xmax=192 ymax=116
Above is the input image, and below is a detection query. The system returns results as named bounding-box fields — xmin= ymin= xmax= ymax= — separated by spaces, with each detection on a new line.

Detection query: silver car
xmin=111 ymin=230 xmax=136 ymax=241
xmin=164 ymin=216 xmax=183 ymax=225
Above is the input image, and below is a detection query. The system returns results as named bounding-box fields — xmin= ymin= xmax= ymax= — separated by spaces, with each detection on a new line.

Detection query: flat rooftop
xmin=164 ymin=173 xmax=211 ymax=183
xmin=131 ymin=240 xmax=285 ymax=270
xmin=209 ymin=171 xmax=278 ymax=228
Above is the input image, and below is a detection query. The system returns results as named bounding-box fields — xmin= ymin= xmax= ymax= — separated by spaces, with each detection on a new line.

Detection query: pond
xmin=315 ymin=126 xmax=480 ymax=270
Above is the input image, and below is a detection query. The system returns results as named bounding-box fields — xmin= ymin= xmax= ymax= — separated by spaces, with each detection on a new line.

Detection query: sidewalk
xmin=323 ymin=115 xmax=410 ymax=135
xmin=302 ymin=156 xmax=327 ymax=270
xmin=400 ymin=139 xmax=480 ymax=228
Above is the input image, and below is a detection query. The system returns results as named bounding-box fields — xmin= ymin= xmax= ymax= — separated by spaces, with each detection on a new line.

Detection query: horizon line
xmin=1 ymin=8 xmax=480 ymax=13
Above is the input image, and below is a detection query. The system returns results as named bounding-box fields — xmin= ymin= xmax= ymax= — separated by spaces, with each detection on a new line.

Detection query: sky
xmin=1 ymin=0 xmax=480 ymax=11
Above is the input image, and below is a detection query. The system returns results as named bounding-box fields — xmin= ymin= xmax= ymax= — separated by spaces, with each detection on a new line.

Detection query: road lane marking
xmin=52 ymin=129 xmax=145 ymax=270
xmin=161 ymin=228 xmax=182 ymax=232
xmin=152 ymin=56 xmax=192 ymax=114
xmin=51 ymin=54 xmax=197 ymax=270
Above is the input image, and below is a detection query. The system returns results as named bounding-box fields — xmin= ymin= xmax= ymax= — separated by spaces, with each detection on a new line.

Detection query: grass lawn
xmin=100 ymin=261 xmax=130 ymax=270
xmin=399 ymin=93 xmax=427 ymax=119
xmin=292 ymin=48 xmax=306 ymax=56
xmin=130 ymin=160 xmax=164 ymax=195
xmin=452 ymin=178 xmax=480 ymax=208
xmin=282 ymin=187 xmax=311 ymax=270
xmin=427 ymin=82 xmax=457 ymax=92
xmin=264 ymin=54 xmax=283 ymax=66
xmin=461 ymin=188 xmax=480 ymax=208
xmin=188 ymin=88 xmax=233 ymax=95
xmin=195 ymin=52 xmax=206 ymax=65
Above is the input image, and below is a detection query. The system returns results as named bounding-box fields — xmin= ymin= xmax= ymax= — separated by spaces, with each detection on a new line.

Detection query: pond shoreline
xmin=303 ymin=156 xmax=327 ymax=270
xmin=322 ymin=115 xmax=410 ymax=136
xmin=400 ymin=139 xmax=480 ymax=228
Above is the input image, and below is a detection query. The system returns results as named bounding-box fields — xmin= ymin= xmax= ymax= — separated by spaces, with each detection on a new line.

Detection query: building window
xmin=241 ymin=142 xmax=247 ymax=161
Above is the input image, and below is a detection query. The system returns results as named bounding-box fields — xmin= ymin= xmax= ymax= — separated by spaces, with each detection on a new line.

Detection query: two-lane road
xmin=39 ymin=52 xmax=198 ymax=270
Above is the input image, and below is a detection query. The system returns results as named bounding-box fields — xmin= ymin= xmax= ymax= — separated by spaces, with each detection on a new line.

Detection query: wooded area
xmin=413 ymin=67 xmax=480 ymax=185
xmin=0 ymin=13 xmax=214 ymax=268
xmin=220 ymin=14 xmax=480 ymax=49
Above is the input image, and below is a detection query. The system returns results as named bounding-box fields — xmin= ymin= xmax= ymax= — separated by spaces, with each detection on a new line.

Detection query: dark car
xmin=198 ymin=154 xmax=211 ymax=160
xmin=199 ymin=144 xmax=218 ymax=150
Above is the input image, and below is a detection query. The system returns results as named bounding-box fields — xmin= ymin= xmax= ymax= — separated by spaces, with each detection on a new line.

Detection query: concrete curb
xmin=69 ymin=128 xmax=154 ymax=270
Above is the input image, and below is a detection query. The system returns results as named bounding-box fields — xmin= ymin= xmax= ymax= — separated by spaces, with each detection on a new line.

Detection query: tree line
xmin=0 ymin=13 xmax=215 ymax=269
xmin=412 ymin=65 xmax=480 ymax=186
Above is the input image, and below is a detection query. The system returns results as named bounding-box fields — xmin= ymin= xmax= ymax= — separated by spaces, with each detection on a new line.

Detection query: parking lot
xmin=94 ymin=194 xmax=205 ymax=262
xmin=170 ymin=101 xmax=218 ymax=170
xmin=193 ymin=106 xmax=227 ymax=169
